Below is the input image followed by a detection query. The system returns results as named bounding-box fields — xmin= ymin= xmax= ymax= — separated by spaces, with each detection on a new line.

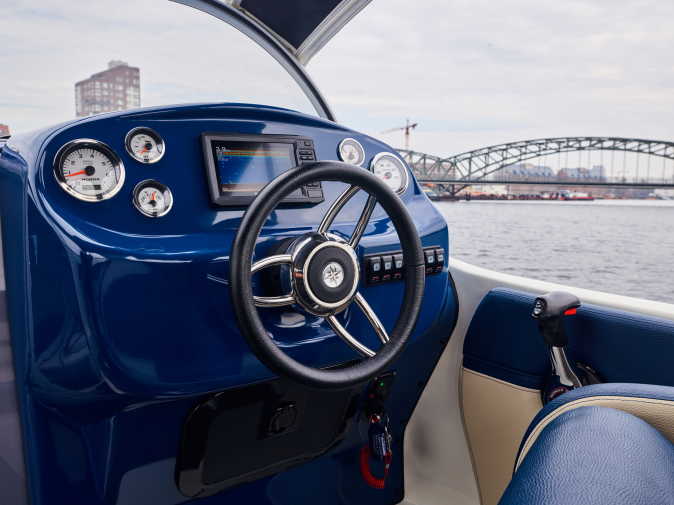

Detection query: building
xmin=75 ymin=61 xmax=140 ymax=117
xmin=0 ymin=124 xmax=9 ymax=137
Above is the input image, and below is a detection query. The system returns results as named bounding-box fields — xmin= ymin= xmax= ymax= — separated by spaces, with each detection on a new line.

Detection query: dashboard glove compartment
xmin=175 ymin=376 xmax=358 ymax=497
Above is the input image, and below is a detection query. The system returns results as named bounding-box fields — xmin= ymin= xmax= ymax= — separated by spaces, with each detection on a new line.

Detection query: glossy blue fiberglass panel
xmin=0 ymin=103 xmax=457 ymax=505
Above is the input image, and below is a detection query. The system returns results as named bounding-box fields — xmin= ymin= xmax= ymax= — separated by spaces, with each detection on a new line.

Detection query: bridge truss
xmin=398 ymin=137 xmax=674 ymax=195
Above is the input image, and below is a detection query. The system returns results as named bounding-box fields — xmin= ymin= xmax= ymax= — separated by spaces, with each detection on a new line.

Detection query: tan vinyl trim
xmin=516 ymin=395 xmax=674 ymax=470
xmin=461 ymin=368 xmax=542 ymax=505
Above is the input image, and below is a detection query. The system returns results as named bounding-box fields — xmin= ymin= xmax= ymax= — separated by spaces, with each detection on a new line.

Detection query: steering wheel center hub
xmin=322 ymin=262 xmax=345 ymax=288
xmin=286 ymin=234 xmax=360 ymax=316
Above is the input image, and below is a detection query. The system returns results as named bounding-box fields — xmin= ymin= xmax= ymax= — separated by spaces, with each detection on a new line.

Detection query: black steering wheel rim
xmin=230 ymin=161 xmax=425 ymax=389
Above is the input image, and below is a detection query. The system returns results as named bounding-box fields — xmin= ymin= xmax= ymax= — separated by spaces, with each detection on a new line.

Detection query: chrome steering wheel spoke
xmin=353 ymin=292 xmax=389 ymax=344
xmin=348 ymin=195 xmax=376 ymax=248
xmin=317 ymin=185 xmax=377 ymax=247
xmin=326 ymin=292 xmax=389 ymax=358
xmin=327 ymin=314 xmax=375 ymax=358
xmin=251 ymin=254 xmax=295 ymax=308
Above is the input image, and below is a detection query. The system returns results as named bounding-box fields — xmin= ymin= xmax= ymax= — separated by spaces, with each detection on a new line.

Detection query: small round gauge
xmin=53 ymin=139 xmax=125 ymax=201
xmin=132 ymin=180 xmax=173 ymax=217
xmin=125 ymin=127 xmax=165 ymax=164
xmin=338 ymin=138 xmax=365 ymax=166
xmin=370 ymin=152 xmax=409 ymax=194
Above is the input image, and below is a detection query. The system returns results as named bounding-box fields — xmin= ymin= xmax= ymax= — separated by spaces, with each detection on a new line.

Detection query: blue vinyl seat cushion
xmin=499 ymin=406 xmax=674 ymax=505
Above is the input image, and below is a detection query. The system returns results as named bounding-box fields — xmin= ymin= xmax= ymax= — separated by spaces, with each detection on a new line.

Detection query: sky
xmin=2 ymin=0 xmax=674 ymax=160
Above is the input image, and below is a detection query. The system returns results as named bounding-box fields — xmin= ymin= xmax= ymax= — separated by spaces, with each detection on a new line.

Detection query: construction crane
xmin=382 ymin=119 xmax=418 ymax=151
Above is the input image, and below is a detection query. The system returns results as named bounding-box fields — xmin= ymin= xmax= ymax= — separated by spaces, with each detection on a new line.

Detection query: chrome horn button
xmin=276 ymin=233 xmax=360 ymax=316
xmin=322 ymin=262 xmax=345 ymax=288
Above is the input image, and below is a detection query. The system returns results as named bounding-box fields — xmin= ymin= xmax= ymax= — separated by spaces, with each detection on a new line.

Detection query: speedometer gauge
xmin=370 ymin=152 xmax=408 ymax=194
xmin=54 ymin=139 xmax=125 ymax=201
xmin=125 ymin=127 xmax=165 ymax=164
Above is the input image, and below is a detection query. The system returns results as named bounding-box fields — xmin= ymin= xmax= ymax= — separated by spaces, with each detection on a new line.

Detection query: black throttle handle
xmin=531 ymin=291 xmax=581 ymax=347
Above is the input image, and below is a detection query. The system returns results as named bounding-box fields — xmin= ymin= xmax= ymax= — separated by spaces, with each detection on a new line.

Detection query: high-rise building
xmin=0 ymin=124 xmax=9 ymax=137
xmin=75 ymin=61 xmax=140 ymax=117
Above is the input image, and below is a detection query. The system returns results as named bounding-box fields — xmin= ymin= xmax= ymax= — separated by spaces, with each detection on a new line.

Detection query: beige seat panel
xmin=461 ymin=368 xmax=541 ymax=505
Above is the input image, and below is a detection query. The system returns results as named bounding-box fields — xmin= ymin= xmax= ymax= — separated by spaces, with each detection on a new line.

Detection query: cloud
xmin=1 ymin=0 xmax=673 ymax=160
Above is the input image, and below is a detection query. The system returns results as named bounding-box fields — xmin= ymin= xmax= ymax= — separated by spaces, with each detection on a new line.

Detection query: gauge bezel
xmin=124 ymin=127 xmax=166 ymax=164
xmin=132 ymin=179 xmax=174 ymax=218
xmin=53 ymin=138 xmax=126 ymax=202
xmin=337 ymin=137 xmax=365 ymax=166
xmin=369 ymin=152 xmax=409 ymax=195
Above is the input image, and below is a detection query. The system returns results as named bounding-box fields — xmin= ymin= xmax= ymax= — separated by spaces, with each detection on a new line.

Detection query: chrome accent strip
xmin=348 ymin=195 xmax=376 ymax=247
xmin=317 ymin=185 xmax=360 ymax=234
xmin=354 ymin=292 xmax=389 ymax=344
xmin=296 ymin=0 xmax=373 ymax=65
xmin=327 ymin=314 xmax=375 ymax=358
xmin=251 ymin=254 xmax=293 ymax=274
xmin=253 ymin=294 xmax=295 ymax=308
xmin=169 ymin=0 xmax=336 ymax=121
xmin=370 ymin=151 xmax=410 ymax=195
xmin=251 ymin=254 xmax=294 ymax=307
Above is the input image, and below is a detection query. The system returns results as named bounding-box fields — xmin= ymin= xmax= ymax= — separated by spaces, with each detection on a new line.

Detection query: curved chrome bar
xmin=327 ymin=315 xmax=375 ymax=358
xmin=354 ymin=292 xmax=389 ymax=344
xmin=317 ymin=185 xmax=361 ymax=234
xmin=251 ymin=254 xmax=293 ymax=274
xmin=253 ymin=294 xmax=296 ymax=308
xmin=348 ymin=195 xmax=376 ymax=248
xmin=169 ymin=0 xmax=336 ymax=121
xmin=251 ymin=254 xmax=294 ymax=307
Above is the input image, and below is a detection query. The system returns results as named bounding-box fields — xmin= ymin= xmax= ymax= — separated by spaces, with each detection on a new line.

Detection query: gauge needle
xmin=66 ymin=170 xmax=86 ymax=177
xmin=151 ymin=192 xmax=157 ymax=201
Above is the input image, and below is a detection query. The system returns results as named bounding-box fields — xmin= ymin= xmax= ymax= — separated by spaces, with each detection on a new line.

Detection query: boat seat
xmin=499 ymin=384 xmax=674 ymax=505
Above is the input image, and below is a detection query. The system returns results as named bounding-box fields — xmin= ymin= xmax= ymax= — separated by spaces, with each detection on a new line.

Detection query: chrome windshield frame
xmin=169 ymin=0 xmax=337 ymax=121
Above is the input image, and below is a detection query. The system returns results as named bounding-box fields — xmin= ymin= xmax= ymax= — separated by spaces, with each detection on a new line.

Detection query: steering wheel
xmin=230 ymin=161 xmax=425 ymax=389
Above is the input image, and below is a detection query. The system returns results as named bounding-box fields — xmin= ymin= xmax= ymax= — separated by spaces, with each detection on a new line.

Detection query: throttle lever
xmin=532 ymin=291 xmax=584 ymax=401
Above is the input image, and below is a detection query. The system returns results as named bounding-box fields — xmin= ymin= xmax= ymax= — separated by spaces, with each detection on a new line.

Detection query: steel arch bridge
xmin=399 ymin=136 xmax=674 ymax=195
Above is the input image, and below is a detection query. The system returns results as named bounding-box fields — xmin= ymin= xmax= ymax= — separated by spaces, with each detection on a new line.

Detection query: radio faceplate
xmin=202 ymin=133 xmax=324 ymax=206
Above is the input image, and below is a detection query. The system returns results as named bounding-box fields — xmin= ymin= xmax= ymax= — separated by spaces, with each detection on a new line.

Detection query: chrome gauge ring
xmin=125 ymin=127 xmax=166 ymax=164
xmin=53 ymin=138 xmax=125 ymax=202
xmin=370 ymin=152 xmax=409 ymax=195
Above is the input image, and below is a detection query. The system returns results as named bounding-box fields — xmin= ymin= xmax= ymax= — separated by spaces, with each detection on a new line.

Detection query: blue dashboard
xmin=0 ymin=103 xmax=457 ymax=505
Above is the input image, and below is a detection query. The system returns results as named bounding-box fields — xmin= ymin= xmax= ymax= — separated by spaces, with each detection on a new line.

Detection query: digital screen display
xmin=212 ymin=141 xmax=300 ymax=198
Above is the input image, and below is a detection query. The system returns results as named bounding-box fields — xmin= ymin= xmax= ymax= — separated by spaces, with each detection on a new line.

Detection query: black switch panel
xmin=364 ymin=246 xmax=445 ymax=285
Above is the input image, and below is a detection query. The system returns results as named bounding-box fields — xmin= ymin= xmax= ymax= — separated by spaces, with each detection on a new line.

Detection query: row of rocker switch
xmin=365 ymin=247 xmax=445 ymax=285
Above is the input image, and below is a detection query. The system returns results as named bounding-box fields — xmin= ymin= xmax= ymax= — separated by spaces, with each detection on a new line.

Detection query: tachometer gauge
xmin=370 ymin=152 xmax=409 ymax=194
xmin=54 ymin=139 xmax=125 ymax=201
xmin=133 ymin=180 xmax=173 ymax=217
xmin=125 ymin=127 xmax=165 ymax=164
xmin=338 ymin=138 xmax=365 ymax=166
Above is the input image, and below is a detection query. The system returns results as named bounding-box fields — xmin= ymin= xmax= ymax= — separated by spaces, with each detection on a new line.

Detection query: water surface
xmin=435 ymin=199 xmax=674 ymax=303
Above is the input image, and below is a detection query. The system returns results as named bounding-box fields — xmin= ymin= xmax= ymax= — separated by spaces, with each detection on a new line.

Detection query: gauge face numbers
xmin=54 ymin=140 xmax=125 ymax=201
xmin=338 ymin=138 xmax=365 ymax=166
xmin=133 ymin=180 xmax=173 ymax=217
xmin=125 ymin=127 xmax=165 ymax=164
xmin=370 ymin=153 xmax=408 ymax=194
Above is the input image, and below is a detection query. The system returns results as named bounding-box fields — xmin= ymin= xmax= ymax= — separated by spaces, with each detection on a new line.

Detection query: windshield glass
xmin=1 ymin=0 xmax=317 ymax=135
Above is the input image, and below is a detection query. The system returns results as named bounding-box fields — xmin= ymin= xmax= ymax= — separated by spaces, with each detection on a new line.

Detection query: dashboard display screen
xmin=202 ymin=133 xmax=323 ymax=206
xmin=212 ymin=141 xmax=300 ymax=199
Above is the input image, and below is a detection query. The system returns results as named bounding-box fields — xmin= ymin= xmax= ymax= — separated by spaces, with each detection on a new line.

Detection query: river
xmin=434 ymin=199 xmax=674 ymax=304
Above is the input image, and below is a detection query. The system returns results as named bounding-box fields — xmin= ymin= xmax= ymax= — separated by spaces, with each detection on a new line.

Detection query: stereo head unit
xmin=202 ymin=133 xmax=324 ymax=206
